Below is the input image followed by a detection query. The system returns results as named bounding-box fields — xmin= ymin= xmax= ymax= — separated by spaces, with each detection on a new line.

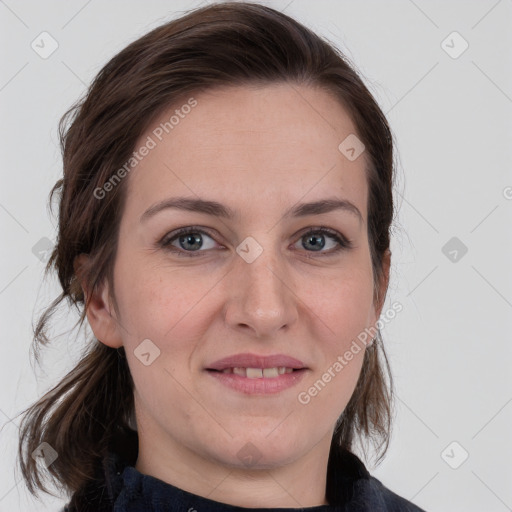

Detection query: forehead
xmin=124 ymin=83 xmax=368 ymax=224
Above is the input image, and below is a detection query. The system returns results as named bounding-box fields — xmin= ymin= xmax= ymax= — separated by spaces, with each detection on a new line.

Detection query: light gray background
xmin=1 ymin=1 xmax=511 ymax=511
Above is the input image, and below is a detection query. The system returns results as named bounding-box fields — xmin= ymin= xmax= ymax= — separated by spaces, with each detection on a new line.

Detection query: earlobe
xmin=73 ymin=254 xmax=124 ymax=349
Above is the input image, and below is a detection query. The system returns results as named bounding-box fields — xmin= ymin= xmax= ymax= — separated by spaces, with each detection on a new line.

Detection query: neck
xmin=134 ymin=420 xmax=332 ymax=507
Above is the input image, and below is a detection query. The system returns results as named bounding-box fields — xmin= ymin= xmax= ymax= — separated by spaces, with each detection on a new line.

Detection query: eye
xmin=159 ymin=226 xmax=352 ymax=258
xmin=160 ymin=226 xmax=219 ymax=257
xmin=292 ymin=228 xmax=352 ymax=257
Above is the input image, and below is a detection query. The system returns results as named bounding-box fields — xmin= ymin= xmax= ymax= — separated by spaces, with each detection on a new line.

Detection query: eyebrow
xmin=140 ymin=196 xmax=363 ymax=225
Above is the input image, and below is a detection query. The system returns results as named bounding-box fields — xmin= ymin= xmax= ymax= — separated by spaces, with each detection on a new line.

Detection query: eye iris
xmin=179 ymin=233 xmax=203 ymax=251
xmin=304 ymin=233 xmax=325 ymax=251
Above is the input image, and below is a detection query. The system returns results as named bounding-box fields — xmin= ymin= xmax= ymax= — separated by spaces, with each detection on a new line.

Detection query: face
xmin=89 ymin=83 xmax=388 ymax=472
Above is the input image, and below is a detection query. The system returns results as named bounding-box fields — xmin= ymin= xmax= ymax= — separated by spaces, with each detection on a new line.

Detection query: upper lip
xmin=206 ymin=353 xmax=307 ymax=371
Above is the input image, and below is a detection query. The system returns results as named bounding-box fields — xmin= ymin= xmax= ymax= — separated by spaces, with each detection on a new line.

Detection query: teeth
xmin=263 ymin=367 xmax=279 ymax=378
xmin=220 ymin=367 xmax=295 ymax=378
xmin=246 ymin=368 xmax=263 ymax=379
xmin=232 ymin=367 xmax=246 ymax=377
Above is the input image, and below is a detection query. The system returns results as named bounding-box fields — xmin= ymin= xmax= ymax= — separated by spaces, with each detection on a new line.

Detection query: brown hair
xmin=17 ymin=1 xmax=395 ymax=505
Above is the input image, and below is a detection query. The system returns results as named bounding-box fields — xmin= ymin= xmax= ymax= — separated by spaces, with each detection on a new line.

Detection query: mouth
xmin=207 ymin=367 xmax=302 ymax=378
xmin=205 ymin=367 xmax=308 ymax=394
xmin=204 ymin=353 xmax=309 ymax=394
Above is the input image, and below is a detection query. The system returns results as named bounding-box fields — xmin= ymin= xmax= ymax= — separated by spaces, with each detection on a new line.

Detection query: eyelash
xmin=158 ymin=225 xmax=353 ymax=258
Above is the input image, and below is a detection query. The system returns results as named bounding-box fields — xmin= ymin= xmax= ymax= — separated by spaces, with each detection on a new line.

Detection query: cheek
xmin=299 ymin=265 xmax=372 ymax=410
xmin=304 ymin=264 xmax=375 ymax=343
xmin=113 ymin=258 xmax=217 ymax=398
xmin=114 ymin=252 xmax=206 ymax=342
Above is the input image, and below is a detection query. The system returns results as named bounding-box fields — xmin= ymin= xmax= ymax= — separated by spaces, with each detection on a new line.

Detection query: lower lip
xmin=206 ymin=369 xmax=308 ymax=394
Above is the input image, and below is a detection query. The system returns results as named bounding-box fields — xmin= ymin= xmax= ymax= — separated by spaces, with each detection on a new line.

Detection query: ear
xmin=74 ymin=254 xmax=124 ymax=349
xmin=370 ymin=248 xmax=391 ymax=327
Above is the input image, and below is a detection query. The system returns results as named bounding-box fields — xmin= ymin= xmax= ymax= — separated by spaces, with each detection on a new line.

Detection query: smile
xmin=216 ymin=367 xmax=295 ymax=378
xmin=206 ymin=367 xmax=308 ymax=394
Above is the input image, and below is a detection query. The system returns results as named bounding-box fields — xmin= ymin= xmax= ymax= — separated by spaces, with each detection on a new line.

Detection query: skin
xmin=78 ymin=83 xmax=390 ymax=508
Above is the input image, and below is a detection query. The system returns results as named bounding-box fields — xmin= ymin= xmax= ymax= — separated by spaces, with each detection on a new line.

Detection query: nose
xmin=223 ymin=241 xmax=299 ymax=339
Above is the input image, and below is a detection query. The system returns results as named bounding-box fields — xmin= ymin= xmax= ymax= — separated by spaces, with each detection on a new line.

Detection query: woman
xmin=17 ymin=2 xmax=425 ymax=510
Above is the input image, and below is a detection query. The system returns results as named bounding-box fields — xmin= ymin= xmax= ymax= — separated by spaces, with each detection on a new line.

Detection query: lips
xmin=205 ymin=352 xmax=309 ymax=394
xmin=206 ymin=353 xmax=307 ymax=373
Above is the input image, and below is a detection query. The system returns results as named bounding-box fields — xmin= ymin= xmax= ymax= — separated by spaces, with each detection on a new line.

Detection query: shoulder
xmin=353 ymin=475 xmax=427 ymax=511
xmin=334 ymin=448 xmax=426 ymax=511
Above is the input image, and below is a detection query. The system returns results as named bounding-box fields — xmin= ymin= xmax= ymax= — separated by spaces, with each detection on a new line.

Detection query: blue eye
xmin=159 ymin=226 xmax=352 ymax=258
xmin=162 ymin=228 xmax=217 ymax=254
xmin=297 ymin=229 xmax=350 ymax=254
xmin=293 ymin=228 xmax=353 ymax=258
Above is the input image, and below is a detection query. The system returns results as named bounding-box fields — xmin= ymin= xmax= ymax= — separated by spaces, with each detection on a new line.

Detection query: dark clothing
xmin=62 ymin=453 xmax=426 ymax=512
xmin=63 ymin=432 xmax=425 ymax=511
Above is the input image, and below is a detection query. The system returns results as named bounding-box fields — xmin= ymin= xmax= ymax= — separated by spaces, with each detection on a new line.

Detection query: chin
xmin=215 ymin=431 xmax=309 ymax=470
